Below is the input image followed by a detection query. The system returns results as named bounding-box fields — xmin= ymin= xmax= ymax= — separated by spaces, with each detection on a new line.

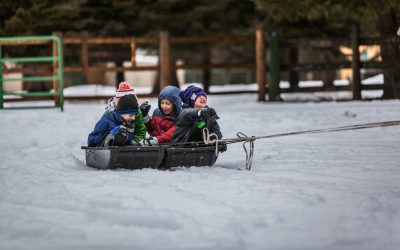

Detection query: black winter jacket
xmin=172 ymin=104 xmax=222 ymax=143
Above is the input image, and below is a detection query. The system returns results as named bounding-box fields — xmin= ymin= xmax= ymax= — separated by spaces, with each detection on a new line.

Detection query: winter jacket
xmin=172 ymin=104 xmax=222 ymax=143
xmin=103 ymin=98 xmax=146 ymax=143
xmin=88 ymin=111 xmax=136 ymax=147
xmin=146 ymin=86 xmax=182 ymax=143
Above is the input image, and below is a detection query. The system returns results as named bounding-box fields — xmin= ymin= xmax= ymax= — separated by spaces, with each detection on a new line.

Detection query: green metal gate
xmin=0 ymin=35 xmax=64 ymax=111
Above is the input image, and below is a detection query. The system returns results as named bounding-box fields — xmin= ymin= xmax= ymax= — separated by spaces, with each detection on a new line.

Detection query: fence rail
xmin=1 ymin=28 xmax=399 ymax=105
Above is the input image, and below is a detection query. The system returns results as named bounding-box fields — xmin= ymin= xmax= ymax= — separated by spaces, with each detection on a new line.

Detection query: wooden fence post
xmin=256 ymin=29 xmax=266 ymax=102
xmin=159 ymin=31 xmax=170 ymax=91
xmin=82 ymin=37 xmax=89 ymax=85
xmin=351 ymin=23 xmax=362 ymax=100
xmin=267 ymin=33 xmax=281 ymax=101
xmin=130 ymin=38 xmax=137 ymax=68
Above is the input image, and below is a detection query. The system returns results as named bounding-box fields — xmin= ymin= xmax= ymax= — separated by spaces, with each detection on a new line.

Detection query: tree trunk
xmin=379 ymin=8 xmax=400 ymax=99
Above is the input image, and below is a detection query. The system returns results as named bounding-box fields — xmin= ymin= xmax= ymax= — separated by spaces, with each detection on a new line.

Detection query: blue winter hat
xmin=117 ymin=94 xmax=139 ymax=115
xmin=158 ymin=86 xmax=182 ymax=115
xmin=179 ymin=85 xmax=207 ymax=108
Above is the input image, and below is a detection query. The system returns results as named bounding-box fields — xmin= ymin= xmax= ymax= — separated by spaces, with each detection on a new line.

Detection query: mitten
xmin=198 ymin=108 xmax=216 ymax=121
xmin=109 ymin=126 xmax=129 ymax=146
xmin=140 ymin=101 xmax=151 ymax=117
xmin=205 ymin=108 xmax=217 ymax=117
xmin=197 ymin=108 xmax=217 ymax=128
xmin=123 ymin=122 xmax=135 ymax=133
xmin=110 ymin=125 xmax=122 ymax=136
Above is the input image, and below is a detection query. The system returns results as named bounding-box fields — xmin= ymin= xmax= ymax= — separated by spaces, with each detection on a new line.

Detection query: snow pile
xmin=1 ymin=94 xmax=400 ymax=250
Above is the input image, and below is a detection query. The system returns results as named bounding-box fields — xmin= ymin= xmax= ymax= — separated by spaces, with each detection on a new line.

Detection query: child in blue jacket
xmin=88 ymin=94 xmax=141 ymax=147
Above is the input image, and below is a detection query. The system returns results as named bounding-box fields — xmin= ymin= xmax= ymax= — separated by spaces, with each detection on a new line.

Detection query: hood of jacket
xmin=157 ymin=85 xmax=182 ymax=120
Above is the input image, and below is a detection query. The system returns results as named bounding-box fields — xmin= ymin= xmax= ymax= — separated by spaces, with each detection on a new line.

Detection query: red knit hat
xmin=115 ymin=82 xmax=136 ymax=98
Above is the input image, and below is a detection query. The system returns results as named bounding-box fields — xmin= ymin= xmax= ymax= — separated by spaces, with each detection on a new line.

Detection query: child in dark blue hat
xmin=88 ymin=94 xmax=145 ymax=147
xmin=172 ymin=85 xmax=226 ymax=152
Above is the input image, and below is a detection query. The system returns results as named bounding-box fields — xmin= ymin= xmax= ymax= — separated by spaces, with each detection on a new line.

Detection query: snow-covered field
xmin=1 ymin=94 xmax=400 ymax=250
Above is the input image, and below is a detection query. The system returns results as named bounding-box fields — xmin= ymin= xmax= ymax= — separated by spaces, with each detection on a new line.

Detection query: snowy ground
xmin=1 ymin=94 xmax=400 ymax=250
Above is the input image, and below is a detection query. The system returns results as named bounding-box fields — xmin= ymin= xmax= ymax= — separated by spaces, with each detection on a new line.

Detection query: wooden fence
xmin=2 ymin=27 xmax=399 ymax=103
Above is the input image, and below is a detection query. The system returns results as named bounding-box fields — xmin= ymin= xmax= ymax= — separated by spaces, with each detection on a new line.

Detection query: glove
xmin=197 ymin=108 xmax=217 ymax=128
xmin=142 ymin=136 xmax=158 ymax=145
xmin=123 ymin=122 xmax=135 ymax=133
xmin=110 ymin=125 xmax=122 ymax=136
xmin=140 ymin=101 xmax=151 ymax=117
xmin=198 ymin=108 xmax=217 ymax=121
xmin=108 ymin=126 xmax=129 ymax=146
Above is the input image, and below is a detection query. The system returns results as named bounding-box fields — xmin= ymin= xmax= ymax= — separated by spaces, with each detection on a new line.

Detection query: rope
xmin=221 ymin=120 xmax=400 ymax=145
xmin=202 ymin=128 xmax=220 ymax=156
xmin=236 ymin=132 xmax=255 ymax=170
xmin=201 ymin=129 xmax=256 ymax=169
xmin=155 ymin=120 xmax=400 ymax=171
xmin=223 ymin=120 xmax=400 ymax=170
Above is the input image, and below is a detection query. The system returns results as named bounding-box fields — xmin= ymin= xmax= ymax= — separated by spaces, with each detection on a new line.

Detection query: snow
xmin=1 ymin=94 xmax=400 ymax=250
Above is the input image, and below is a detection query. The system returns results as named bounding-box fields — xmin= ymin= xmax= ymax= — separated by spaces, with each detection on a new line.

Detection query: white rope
xmin=202 ymin=128 xmax=220 ymax=156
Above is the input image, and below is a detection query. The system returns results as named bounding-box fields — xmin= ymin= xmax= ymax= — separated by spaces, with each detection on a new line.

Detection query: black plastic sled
xmin=81 ymin=144 xmax=223 ymax=170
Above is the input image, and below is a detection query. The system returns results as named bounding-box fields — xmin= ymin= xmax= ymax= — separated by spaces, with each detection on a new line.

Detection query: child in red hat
xmin=105 ymin=82 xmax=137 ymax=113
xmin=89 ymin=94 xmax=140 ymax=146
xmin=102 ymin=82 xmax=146 ymax=143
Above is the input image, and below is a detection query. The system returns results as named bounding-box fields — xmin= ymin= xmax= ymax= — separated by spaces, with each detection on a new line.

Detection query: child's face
xmin=160 ymin=99 xmax=175 ymax=115
xmin=194 ymin=95 xmax=207 ymax=109
xmin=120 ymin=114 xmax=136 ymax=123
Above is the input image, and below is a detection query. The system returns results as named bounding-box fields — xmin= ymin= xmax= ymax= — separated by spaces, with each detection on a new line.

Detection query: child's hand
xmin=147 ymin=136 xmax=158 ymax=145
xmin=199 ymin=108 xmax=216 ymax=120
xmin=108 ymin=126 xmax=129 ymax=146
xmin=110 ymin=126 xmax=123 ymax=136
xmin=123 ymin=122 xmax=135 ymax=133
xmin=142 ymin=136 xmax=158 ymax=145
xmin=140 ymin=101 xmax=151 ymax=117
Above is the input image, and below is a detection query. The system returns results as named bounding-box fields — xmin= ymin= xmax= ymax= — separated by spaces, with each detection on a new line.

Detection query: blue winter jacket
xmin=87 ymin=111 xmax=133 ymax=147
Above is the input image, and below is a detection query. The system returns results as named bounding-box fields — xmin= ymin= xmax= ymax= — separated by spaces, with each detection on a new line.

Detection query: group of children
xmin=87 ymin=82 xmax=226 ymax=152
